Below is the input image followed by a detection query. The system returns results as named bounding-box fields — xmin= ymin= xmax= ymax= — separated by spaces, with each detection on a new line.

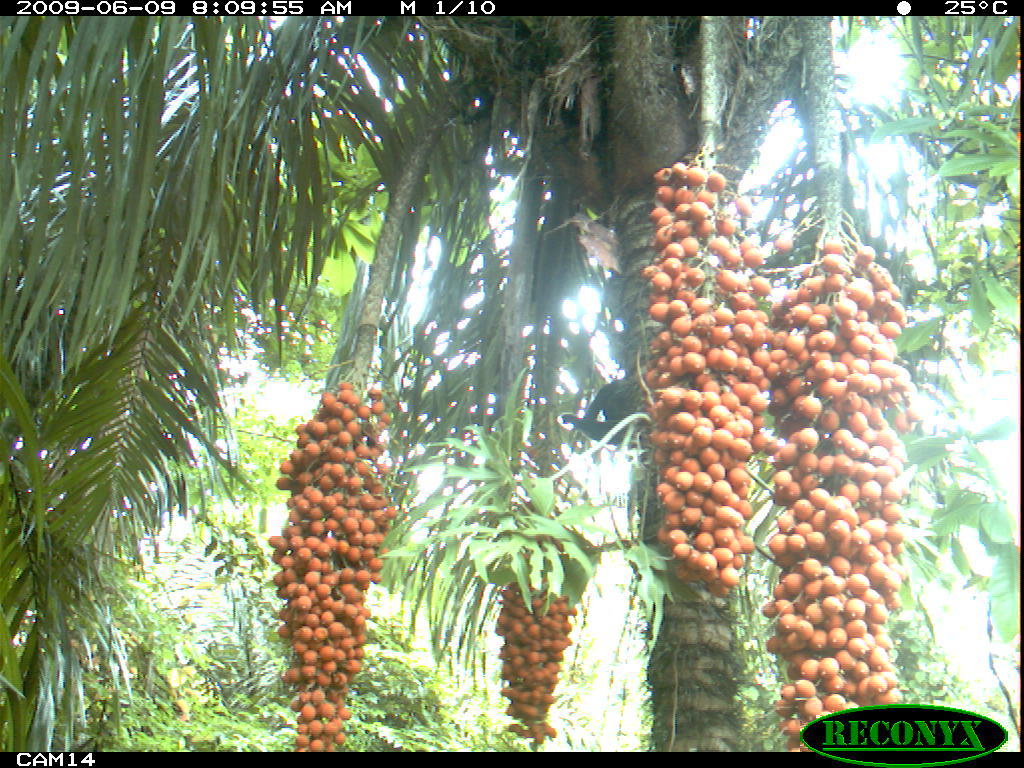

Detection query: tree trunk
xmin=610 ymin=190 xmax=743 ymax=752
xmin=647 ymin=588 xmax=741 ymax=751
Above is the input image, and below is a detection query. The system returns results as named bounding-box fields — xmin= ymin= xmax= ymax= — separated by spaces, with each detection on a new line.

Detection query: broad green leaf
xmin=478 ymin=435 xmax=510 ymax=477
xmin=443 ymin=465 xmax=502 ymax=482
xmin=1006 ymin=169 xmax=1020 ymax=202
xmin=487 ymin=565 xmax=516 ymax=587
xmin=512 ymin=520 xmax=567 ymax=541
xmin=951 ymin=199 xmax=980 ymax=223
xmin=347 ymin=220 xmax=376 ymax=246
xmin=319 ymin=252 xmax=357 ymax=295
xmin=981 ymin=272 xmax=1019 ymax=327
xmin=932 ymin=490 xmax=985 ymax=535
xmin=489 ymin=536 xmax=530 ymax=562
xmin=522 ymin=475 xmax=555 ymax=517
xmin=406 ymin=492 xmax=452 ymax=516
xmin=557 ymin=536 xmax=598 ymax=577
xmin=944 ymin=125 xmax=1018 ymax=149
xmin=896 ymin=317 xmax=940 ymax=354
xmin=988 ymin=544 xmax=1020 ymax=643
xmin=905 ymin=435 xmax=952 ymax=469
xmin=466 ymin=539 xmax=498 ymax=585
xmin=634 ymin=564 xmax=669 ymax=638
xmin=971 ymin=415 xmax=1017 ymax=442
xmin=968 ymin=273 xmax=992 ymax=336
xmin=544 ymin=548 xmax=565 ymax=603
xmin=962 ymin=443 xmax=999 ymax=486
xmin=905 ymin=536 xmax=942 ymax=581
xmin=965 ymin=342 xmax=985 ymax=368
xmin=623 ymin=542 xmax=656 ymax=570
xmin=556 ymin=503 xmax=603 ymax=526
xmin=553 ymin=536 xmax=595 ymax=587
xmin=871 ymin=116 xmax=939 ymax=140
xmin=978 ymin=502 xmax=1014 ymax=545
xmin=938 ymin=153 xmax=1005 ymax=177
xmin=560 ymin=554 xmax=591 ymax=607
xmin=512 ymin=554 xmax=532 ymax=607
xmin=556 ymin=503 xmax=615 ymax=537
xmin=988 ymin=158 xmax=1020 ymax=177
xmin=950 ymin=537 xmax=972 ymax=577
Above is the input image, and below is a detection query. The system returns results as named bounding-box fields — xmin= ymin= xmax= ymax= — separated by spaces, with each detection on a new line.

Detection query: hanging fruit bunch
xmin=267 ymin=382 xmax=397 ymax=752
xmin=761 ymin=238 xmax=920 ymax=750
xmin=496 ymin=583 xmax=577 ymax=746
xmin=642 ymin=162 xmax=771 ymax=596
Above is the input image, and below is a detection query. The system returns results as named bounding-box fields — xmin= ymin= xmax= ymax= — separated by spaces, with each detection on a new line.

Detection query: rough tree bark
xmin=798 ymin=16 xmax=843 ymax=239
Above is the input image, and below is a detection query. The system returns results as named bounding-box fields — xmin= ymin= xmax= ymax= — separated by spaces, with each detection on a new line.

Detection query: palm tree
xmin=0 ymin=16 xmax=393 ymax=749
xmin=0 ymin=15 xmax=874 ymax=753
xmin=339 ymin=16 xmax=812 ymax=751
xmin=330 ymin=14 xmax=1019 ymax=751
xmin=3 ymin=14 xmax=1017 ymax=752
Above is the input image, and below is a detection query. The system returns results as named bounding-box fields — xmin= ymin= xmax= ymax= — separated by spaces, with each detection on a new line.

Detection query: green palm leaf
xmin=1 ymin=18 xmax=382 ymax=749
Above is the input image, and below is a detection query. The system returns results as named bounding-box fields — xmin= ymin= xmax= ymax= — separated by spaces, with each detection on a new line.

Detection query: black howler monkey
xmin=559 ymin=376 xmax=638 ymax=445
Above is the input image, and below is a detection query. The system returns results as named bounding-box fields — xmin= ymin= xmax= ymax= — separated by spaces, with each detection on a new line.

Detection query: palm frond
xmin=1 ymin=17 xmax=376 ymax=748
xmin=383 ymin=401 xmax=604 ymax=673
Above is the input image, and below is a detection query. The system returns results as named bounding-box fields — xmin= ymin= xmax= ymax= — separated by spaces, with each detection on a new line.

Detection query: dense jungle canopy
xmin=0 ymin=15 xmax=1019 ymax=752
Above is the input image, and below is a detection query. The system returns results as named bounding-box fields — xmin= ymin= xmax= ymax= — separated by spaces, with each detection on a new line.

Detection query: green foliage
xmin=888 ymin=607 xmax=1018 ymax=750
xmin=1 ymin=17 xmax=371 ymax=748
xmin=70 ymin=507 xmax=524 ymax=752
xmin=732 ymin=568 xmax=785 ymax=752
xmin=70 ymin=551 xmax=292 ymax=752
xmin=93 ymin=687 xmax=292 ymax=753
xmin=324 ymin=142 xmax=389 ymax=270
xmin=4 ymin=14 xmax=1019 ymax=753
xmin=385 ymin=390 xmax=610 ymax=668
xmin=620 ymin=542 xmax=671 ymax=641
xmin=345 ymin=607 xmax=525 ymax=752
xmin=219 ymin=377 xmax=320 ymax=529
xmin=900 ymin=415 xmax=1021 ymax=642
xmin=771 ymin=16 xmax=1022 ymax=653
xmin=244 ymin=141 xmax=390 ymax=382
xmin=245 ymin=292 xmax=342 ymax=383
xmin=889 ymin=610 xmax=978 ymax=708
xmin=382 ymin=387 xmax=670 ymax=751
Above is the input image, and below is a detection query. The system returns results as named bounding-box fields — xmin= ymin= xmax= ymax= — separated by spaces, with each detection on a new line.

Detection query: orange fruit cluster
xmin=643 ymin=163 xmax=769 ymax=595
xmin=268 ymin=383 xmax=396 ymax=752
xmin=761 ymin=241 xmax=920 ymax=750
xmin=496 ymin=584 xmax=576 ymax=745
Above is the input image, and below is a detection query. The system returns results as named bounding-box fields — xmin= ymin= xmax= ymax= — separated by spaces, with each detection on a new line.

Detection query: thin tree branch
xmin=987 ymin=602 xmax=1022 ymax=741
xmin=347 ymin=117 xmax=451 ymax=394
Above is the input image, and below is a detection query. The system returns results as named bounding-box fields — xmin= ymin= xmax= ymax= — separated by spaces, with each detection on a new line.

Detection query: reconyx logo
xmin=802 ymin=705 xmax=1008 ymax=767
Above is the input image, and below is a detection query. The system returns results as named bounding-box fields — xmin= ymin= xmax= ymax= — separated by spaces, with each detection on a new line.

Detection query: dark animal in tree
xmin=559 ymin=377 xmax=638 ymax=445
